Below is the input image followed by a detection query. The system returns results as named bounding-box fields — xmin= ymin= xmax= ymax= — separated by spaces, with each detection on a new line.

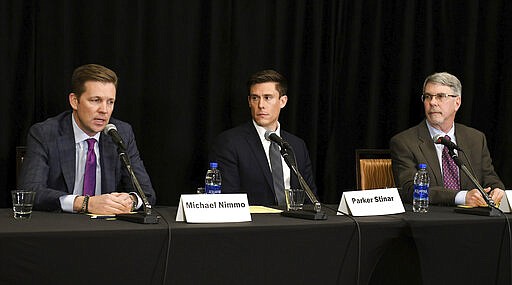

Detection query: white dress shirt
xmin=59 ymin=114 xmax=101 ymax=212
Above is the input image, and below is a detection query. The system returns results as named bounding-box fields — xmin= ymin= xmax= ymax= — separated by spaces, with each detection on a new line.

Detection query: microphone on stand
xmin=264 ymin=130 xmax=292 ymax=150
xmin=264 ymin=130 xmax=326 ymax=220
xmin=433 ymin=134 xmax=463 ymax=151
xmin=103 ymin=124 xmax=160 ymax=224
xmin=104 ymin=124 xmax=128 ymax=152
xmin=431 ymin=135 xmax=501 ymax=216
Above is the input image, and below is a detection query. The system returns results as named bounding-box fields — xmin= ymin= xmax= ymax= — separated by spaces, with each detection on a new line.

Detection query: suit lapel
xmin=100 ymin=133 xmax=118 ymax=194
xmin=417 ymin=122 xmax=443 ymax=185
xmin=57 ymin=114 xmax=77 ymax=193
xmin=243 ymin=123 xmax=274 ymax=191
xmin=454 ymin=125 xmax=473 ymax=189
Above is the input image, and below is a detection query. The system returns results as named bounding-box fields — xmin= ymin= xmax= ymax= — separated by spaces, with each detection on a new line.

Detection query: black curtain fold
xmin=2 ymin=0 xmax=512 ymax=207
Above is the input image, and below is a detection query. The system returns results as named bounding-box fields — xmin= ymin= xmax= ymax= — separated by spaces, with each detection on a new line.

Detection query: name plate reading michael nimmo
xmin=176 ymin=194 xmax=251 ymax=223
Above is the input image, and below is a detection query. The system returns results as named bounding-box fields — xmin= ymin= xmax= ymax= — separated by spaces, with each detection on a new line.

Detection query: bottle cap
xmin=418 ymin=163 xmax=427 ymax=169
xmin=210 ymin=162 xmax=218 ymax=168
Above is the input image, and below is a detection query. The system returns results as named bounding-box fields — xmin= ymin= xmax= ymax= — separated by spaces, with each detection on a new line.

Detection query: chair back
xmin=355 ymin=149 xmax=395 ymax=190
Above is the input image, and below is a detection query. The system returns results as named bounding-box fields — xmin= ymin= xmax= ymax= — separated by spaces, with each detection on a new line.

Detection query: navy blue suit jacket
xmin=19 ymin=111 xmax=156 ymax=211
xmin=209 ymin=121 xmax=317 ymax=205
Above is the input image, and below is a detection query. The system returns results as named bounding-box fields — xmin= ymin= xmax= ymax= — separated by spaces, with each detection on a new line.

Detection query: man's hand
xmin=465 ymin=187 xmax=504 ymax=207
xmin=465 ymin=188 xmax=491 ymax=207
xmin=488 ymin=188 xmax=505 ymax=205
xmin=87 ymin=193 xmax=134 ymax=215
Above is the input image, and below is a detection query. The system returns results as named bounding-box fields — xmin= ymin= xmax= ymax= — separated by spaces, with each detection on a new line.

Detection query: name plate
xmin=337 ymin=188 xmax=405 ymax=216
xmin=176 ymin=194 xmax=252 ymax=223
xmin=498 ymin=190 xmax=512 ymax=213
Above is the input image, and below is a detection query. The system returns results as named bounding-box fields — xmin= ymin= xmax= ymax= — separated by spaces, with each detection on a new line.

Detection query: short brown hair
xmin=246 ymin=69 xmax=287 ymax=97
xmin=71 ymin=64 xmax=118 ymax=97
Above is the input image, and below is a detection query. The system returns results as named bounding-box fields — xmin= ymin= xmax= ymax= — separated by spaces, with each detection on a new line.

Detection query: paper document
xmin=249 ymin=206 xmax=282 ymax=214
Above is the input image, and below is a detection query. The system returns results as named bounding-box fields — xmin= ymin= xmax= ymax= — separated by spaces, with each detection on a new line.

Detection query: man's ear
xmin=454 ymin=95 xmax=461 ymax=111
xmin=279 ymin=95 xmax=288 ymax=108
xmin=69 ymin=93 xmax=78 ymax=110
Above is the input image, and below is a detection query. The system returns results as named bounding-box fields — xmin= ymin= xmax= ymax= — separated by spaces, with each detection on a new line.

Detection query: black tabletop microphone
xmin=104 ymin=124 xmax=127 ymax=152
xmin=264 ymin=130 xmax=291 ymax=149
xmin=103 ymin=123 xmax=159 ymax=223
xmin=433 ymin=134 xmax=463 ymax=151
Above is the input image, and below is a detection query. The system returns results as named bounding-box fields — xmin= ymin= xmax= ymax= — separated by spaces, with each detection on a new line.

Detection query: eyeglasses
xmin=421 ymin=93 xmax=459 ymax=102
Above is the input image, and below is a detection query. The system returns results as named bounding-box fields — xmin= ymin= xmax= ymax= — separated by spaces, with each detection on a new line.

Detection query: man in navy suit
xmin=209 ymin=69 xmax=317 ymax=206
xmin=19 ymin=64 xmax=155 ymax=214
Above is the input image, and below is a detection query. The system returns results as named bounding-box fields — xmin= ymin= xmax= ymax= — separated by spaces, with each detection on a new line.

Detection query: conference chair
xmin=355 ymin=149 xmax=395 ymax=190
xmin=16 ymin=146 xmax=26 ymax=188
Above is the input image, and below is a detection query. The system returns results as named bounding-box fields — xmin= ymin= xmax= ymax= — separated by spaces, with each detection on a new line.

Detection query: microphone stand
xmin=279 ymin=146 xmax=327 ymax=220
xmin=115 ymin=149 xmax=160 ymax=224
xmin=449 ymin=148 xmax=501 ymax=217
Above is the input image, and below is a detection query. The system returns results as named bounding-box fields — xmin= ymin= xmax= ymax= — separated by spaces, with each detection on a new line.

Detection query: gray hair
xmin=422 ymin=72 xmax=462 ymax=96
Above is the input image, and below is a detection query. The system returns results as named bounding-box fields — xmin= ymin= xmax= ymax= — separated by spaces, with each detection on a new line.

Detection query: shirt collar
xmin=252 ymin=120 xmax=281 ymax=143
xmin=425 ymin=120 xmax=456 ymax=143
xmin=72 ymin=113 xmax=101 ymax=143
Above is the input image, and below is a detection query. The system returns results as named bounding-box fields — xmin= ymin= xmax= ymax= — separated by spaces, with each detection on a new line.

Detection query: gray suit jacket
xmin=389 ymin=120 xmax=504 ymax=205
xmin=209 ymin=121 xmax=318 ymax=205
xmin=19 ymin=111 xmax=156 ymax=211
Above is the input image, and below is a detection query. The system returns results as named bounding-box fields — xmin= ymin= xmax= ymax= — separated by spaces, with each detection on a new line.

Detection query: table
xmin=0 ymin=210 xmax=169 ymax=285
xmin=156 ymin=206 xmax=406 ymax=285
xmin=402 ymin=205 xmax=511 ymax=285
xmin=0 ymin=205 xmax=510 ymax=285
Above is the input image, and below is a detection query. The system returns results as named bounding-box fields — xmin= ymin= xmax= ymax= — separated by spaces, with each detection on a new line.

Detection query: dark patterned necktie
xmin=269 ymin=142 xmax=285 ymax=205
xmin=442 ymin=135 xmax=460 ymax=190
xmin=83 ymin=138 xmax=97 ymax=196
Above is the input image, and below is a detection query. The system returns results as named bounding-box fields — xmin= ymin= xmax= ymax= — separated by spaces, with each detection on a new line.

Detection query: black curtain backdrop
xmin=2 ymin=0 xmax=512 ymax=207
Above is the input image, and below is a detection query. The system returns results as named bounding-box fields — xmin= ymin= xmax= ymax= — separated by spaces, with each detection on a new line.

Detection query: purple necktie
xmin=83 ymin=138 xmax=97 ymax=196
xmin=442 ymin=135 xmax=460 ymax=190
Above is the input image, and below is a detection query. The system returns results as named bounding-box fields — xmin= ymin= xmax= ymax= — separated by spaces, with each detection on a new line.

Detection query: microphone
xmin=104 ymin=123 xmax=159 ymax=224
xmin=264 ymin=130 xmax=291 ymax=149
xmin=277 ymin=142 xmax=327 ymax=220
xmin=433 ymin=134 xmax=462 ymax=151
xmin=447 ymin=147 xmax=501 ymax=217
xmin=104 ymin=124 xmax=127 ymax=152
xmin=264 ymin=130 xmax=326 ymax=220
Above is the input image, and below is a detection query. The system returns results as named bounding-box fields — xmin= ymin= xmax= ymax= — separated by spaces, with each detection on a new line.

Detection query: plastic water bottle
xmin=205 ymin=162 xmax=222 ymax=194
xmin=413 ymin=163 xmax=430 ymax=213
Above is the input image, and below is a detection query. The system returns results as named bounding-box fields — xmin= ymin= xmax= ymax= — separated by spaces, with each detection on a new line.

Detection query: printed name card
xmin=337 ymin=188 xmax=405 ymax=216
xmin=498 ymin=190 xmax=512 ymax=213
xmin=176 ymin=194 xmax=252 ymax=223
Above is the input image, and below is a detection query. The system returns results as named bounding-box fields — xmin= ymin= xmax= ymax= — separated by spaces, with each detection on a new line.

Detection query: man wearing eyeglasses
xmin=390 ymin=72 xmax=504 ymax=206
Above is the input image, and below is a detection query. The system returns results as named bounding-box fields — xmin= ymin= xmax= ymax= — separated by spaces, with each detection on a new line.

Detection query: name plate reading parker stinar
xmin=176 ymin=194 xmax=252 ymax=223
xmin=337 ymin=188 xmax=405 ymax=216
xmin=498 ymin=190 xmax=512 ymax=213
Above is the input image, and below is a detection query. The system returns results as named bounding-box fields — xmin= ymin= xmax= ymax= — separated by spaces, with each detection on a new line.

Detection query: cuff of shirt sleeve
xmin=455 ymin=191 xmax=468 ymax=205
xmin=129 ymin=192 xmax=143 ymax=210
xmin=60 ymin=194 xmax=79 ymax=213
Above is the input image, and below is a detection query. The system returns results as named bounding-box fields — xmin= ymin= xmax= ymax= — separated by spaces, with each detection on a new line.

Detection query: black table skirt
xmin=0 ymin=205 xmax=509 ymax=285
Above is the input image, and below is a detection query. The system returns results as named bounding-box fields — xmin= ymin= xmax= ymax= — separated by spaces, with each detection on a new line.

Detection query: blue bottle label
xmin=205 ymin=184 xmax=221 ymax=194
xmin=413 ymin=184 xmax=429 ymax=199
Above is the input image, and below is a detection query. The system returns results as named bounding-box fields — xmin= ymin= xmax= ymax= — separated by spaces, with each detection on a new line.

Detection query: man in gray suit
xmin=390 ymin=72 xmax=504 ymax=206
xmin=19 ymin=64 xmax=155 ymax=214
